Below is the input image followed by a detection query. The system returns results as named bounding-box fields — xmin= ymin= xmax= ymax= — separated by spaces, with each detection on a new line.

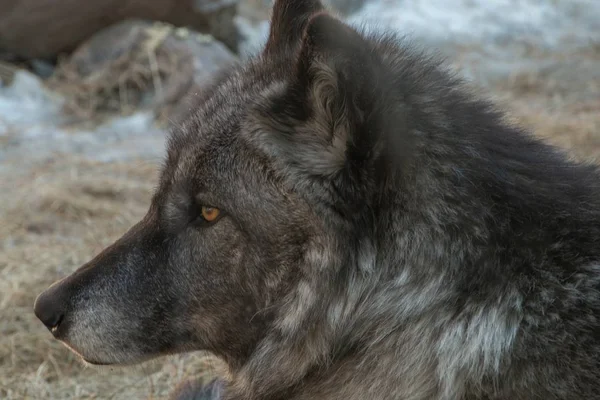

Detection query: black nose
xmin=34 ymin=281 xmax=68 ymax=333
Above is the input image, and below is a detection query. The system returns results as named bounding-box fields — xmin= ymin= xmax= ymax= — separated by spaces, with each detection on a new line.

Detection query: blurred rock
xmin=0 ymin=0 xmax=239 ymax=59
xmin=30 ymin=59 xmax=56 ymax=79
xmin=47 ymin=20 xmax=237 ymax=121
xmin=0 ymin=61 xmax=18 ymax=87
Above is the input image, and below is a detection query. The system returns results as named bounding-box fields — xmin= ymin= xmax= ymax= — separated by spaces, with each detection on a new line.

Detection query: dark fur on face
xmin=35 ymin=1 xmax=600 ymax=399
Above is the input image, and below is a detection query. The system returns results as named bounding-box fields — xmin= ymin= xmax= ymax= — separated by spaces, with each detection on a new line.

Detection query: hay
xmin=494 ymin=79 xmax=600 ymax=163
xmin=47 ymin=23 xmax=182 ymax=120
xmin=509 ymin=101 xmax=600 ymax=162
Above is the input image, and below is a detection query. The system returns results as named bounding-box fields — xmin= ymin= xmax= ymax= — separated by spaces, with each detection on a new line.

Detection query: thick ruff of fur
xmin=35 ymin=1 xmax=600 ymax=399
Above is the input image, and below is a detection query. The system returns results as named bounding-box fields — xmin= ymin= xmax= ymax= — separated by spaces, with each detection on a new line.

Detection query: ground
xmin=1 ymin=0 xmax=599 ymax=398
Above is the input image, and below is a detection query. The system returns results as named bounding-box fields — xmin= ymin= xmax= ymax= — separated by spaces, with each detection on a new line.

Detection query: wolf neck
xmin=221 ymin=136 xmax=580 ymax=399
xmin=223 ymin=226 xmax=504 ymax=400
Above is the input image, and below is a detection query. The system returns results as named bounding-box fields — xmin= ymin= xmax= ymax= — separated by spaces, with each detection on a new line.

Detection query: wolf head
xmin=34 ymin=0 xmax=421 ymax=371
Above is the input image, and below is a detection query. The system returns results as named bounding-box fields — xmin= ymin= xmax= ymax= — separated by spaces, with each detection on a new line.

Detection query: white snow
xmin=0 ymin=71 xmax=65 ymax=131
xmin=349 ymin=0 xmax=600 ymax=50
xmin=0 ymin=71 xmax=165 ymax=170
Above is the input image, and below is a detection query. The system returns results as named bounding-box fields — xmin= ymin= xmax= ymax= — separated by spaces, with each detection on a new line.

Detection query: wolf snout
xmin=34 ymin=280 xmax=70 ymax=335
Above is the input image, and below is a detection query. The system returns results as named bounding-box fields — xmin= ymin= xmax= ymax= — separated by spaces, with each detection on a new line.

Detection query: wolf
xmin=34 ymin=1 xmax=600 ymax=399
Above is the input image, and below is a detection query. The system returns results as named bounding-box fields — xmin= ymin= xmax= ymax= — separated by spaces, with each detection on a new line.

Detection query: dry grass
xmin=495 ymin=73 xmax=600 ymax=163
xmin=508 ymin=100 xmax=600 ymax=162
xmin=1 ymin=39 xmax=599 ymax=400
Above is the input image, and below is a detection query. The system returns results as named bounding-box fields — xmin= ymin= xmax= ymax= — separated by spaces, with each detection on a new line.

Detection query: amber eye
xmin=200 ymin=206 xmax=221 ymax=223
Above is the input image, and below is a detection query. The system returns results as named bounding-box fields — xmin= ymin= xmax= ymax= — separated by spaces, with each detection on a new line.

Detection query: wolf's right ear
xmin=263 ymin=0 xmax=325 ymax=55
xmin=248 ymin=13 xmax=413 ymax=200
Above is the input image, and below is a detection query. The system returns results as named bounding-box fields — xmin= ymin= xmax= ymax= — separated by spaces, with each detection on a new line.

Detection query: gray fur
xmin=34 ymin=1 xmax=600 ymax=399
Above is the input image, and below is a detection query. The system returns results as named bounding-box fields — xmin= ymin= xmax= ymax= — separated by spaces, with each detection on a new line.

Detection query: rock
xmin=0 ymin=61 xmax=18 ymax=87
xmin=0 ymin=0 xmax=239 ymax=59
xmin=47 ymin=20 xmax=238 ymax=121
xmin=30 ymin=59 xmax=56 ymax=79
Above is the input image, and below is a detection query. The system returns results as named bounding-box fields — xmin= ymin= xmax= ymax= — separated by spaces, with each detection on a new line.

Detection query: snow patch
xmin=350 ymin=0 xmax=599 ymax=51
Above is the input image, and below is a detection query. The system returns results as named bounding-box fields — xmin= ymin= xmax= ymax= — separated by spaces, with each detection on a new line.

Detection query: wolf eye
xmin=199 ymin=206 xmax=221 ymax=223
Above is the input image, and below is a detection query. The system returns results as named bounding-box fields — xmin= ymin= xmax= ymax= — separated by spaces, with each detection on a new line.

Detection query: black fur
xmin=34 ymin=1 xmax=600 ymax=399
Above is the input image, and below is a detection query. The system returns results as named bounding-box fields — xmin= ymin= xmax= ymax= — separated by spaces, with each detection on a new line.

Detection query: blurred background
xmin=1 ymin=0 xmax=599 ymax=398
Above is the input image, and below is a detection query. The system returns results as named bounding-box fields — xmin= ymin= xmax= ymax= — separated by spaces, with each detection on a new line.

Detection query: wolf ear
xmin=263 ymin=0 xmax=325 ymax=55
xmin=251 ymin=14 xmax=408 ymax=205
xmin=294 ymin=12 xmax=372 ymax=116
xmin=286 ymin=14 xmax=382 ymax=177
